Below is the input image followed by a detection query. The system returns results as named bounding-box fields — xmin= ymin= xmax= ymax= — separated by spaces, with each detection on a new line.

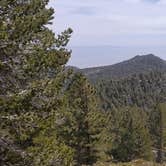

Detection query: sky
xmin=48 ymin=0 xmax=166 ymax=68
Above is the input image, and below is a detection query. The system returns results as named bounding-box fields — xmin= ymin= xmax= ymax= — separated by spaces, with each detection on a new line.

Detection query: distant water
xmin=67 ymin=46 xmax=166 ymax=68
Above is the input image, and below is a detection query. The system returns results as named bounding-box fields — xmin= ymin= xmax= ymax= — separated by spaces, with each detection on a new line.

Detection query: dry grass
xmin=94 ymin=160 xmax=166 ymax=166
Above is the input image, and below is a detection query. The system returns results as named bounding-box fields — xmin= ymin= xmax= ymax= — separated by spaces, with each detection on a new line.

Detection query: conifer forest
xmin=0 ymin=0 xmax=166 ymax=166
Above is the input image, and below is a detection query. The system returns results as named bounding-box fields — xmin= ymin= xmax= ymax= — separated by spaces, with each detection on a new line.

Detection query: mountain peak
xmin=132 ymin=54 xmax=160 ymax=60
xmin=82 ymin=54 xmax=166 ymax=81
xmin=129 ymin=54 xmax=165 ymax=65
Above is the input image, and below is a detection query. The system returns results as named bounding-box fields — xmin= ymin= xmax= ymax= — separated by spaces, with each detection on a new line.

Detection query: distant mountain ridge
xmin=82 ymin=54 xmax=166 ymax=112
xmin=80 ymin=54 xmax=166 ymax=81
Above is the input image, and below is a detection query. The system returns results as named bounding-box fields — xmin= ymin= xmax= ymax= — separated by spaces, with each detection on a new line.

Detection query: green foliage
xmin=109 ymin=107 xmax=153 ymax=162
xmin=55 ymin=73 xmax=107 ymax=165
xmin=94 ymin=70 xmax=166 ymax=163
xmin=0 ymin=0 xmax=74 ymax=165
xmin=149 ymin=103 xmax=166 ymax=163
xmin=1 ymin=0 xmax=165 ymax=165
xmin=96 ymin=71 xmax=166 ymax=112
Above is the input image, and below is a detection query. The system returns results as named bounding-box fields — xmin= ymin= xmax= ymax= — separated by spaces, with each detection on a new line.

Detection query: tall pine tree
xmin=0 ymin=0 xmax=74 ymax=165
xmin=56 ymin=73 xmax=106 ymax=165
xmin=110 ymin=107 xmax=153 ymax=162
xmin=150 ymin=103 xmax=166 ymax=163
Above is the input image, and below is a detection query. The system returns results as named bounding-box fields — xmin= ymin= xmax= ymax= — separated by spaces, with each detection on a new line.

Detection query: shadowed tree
xmin=150 ymin=103 xmax=166 ymax=163
xmin=110 ymin=107 xmax=153 ymax=162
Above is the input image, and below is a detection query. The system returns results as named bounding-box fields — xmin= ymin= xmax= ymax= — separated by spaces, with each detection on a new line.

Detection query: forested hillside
xmin=91 ymin=70 xmax=166 ymax=164
xmin=81 ymin=55 xmax=166 ymax=164
xmin=0 ymin=0 xmax=166 ymax=166
xmin=96 ymin=71 xmax=166 ymax=111
xmin=81 ymin=54 xmax=166 ymax=82
xmin=82 ymin=61 xmax=166 ymax=164
xmin=0 ymin=1 xmax=106 ymax=165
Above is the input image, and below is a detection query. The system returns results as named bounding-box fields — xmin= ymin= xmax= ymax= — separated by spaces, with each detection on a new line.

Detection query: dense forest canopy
xmin=0 ymin=0 xmax=166 ymax=166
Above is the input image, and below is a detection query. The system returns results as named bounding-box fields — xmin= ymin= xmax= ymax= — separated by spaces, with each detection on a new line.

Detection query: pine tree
xmin=0 ymin=0 xmax=72 ymax=90
xmin=0 ymin=0 xmax=74 ymax=165
xmin=57 ymin=73 xmax=106 ymax=165
xmin=150 ymin=103 xmax=166 ymax=163
xmin=110 ymin=107 xmax=153 ymax=162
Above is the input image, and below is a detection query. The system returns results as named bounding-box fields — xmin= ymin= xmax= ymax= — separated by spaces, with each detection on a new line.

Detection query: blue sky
xmin=48 ymin=0 xmax=166 ymax=68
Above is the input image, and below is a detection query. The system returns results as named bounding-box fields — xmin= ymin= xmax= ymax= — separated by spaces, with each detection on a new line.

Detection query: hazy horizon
xmin=49 ymin=0 xmax=166 ymax=68
xmin=67 ymin=46 xmax=166 ymax=68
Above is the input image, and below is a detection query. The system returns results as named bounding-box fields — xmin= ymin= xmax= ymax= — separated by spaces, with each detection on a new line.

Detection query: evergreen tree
xmin=57 ymin=73 xmax=106 ymax=165
xmin=110 ymin=107 xmax=153 ymax=162
xmin=0 ymin=0 xmax=74 ymax=165
xmin=150 ymin=103 xmax=166 ymax=163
